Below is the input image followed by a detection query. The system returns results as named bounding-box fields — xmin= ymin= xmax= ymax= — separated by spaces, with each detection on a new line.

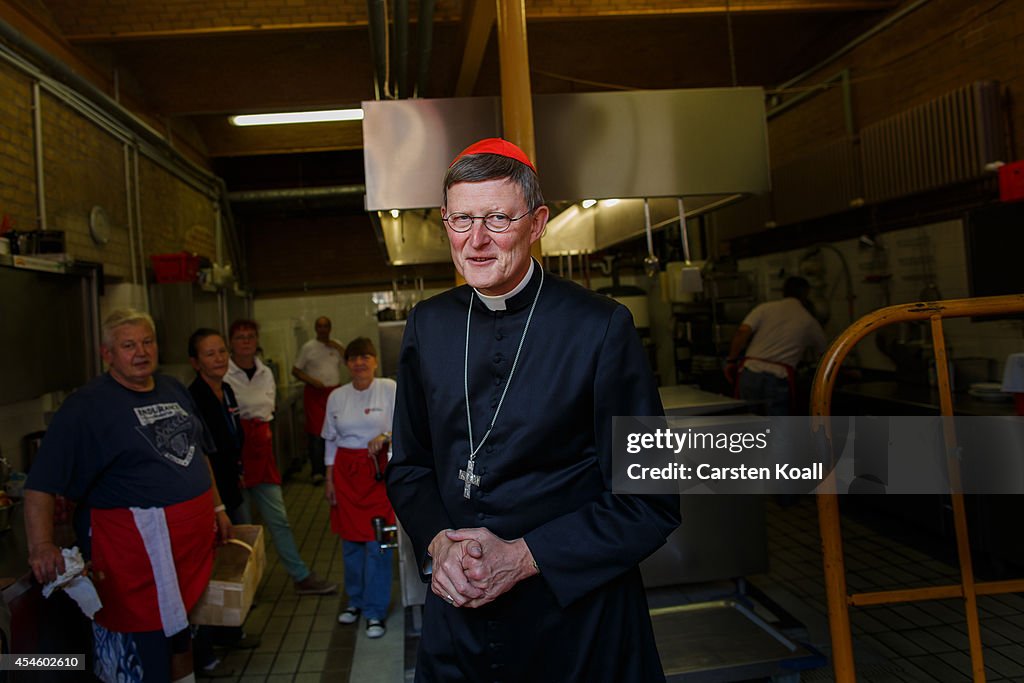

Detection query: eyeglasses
xmin=232 ymin=333 xmax=258 ymax=341
xmin=442 ymin=210 xmax=534 ymax=233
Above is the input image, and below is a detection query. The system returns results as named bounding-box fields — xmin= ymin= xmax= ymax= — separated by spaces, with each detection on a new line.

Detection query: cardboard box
xmin=189 ymin=525 xmax=265 ymax=627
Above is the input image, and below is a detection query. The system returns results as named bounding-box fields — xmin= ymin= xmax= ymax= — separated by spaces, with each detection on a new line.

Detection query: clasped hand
xmin=427 ymin=527 xmax=538 ymax=609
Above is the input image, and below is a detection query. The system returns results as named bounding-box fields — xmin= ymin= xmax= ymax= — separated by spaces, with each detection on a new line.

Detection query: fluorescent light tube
xmin=230 ymin=109 xmax=364 ymax=126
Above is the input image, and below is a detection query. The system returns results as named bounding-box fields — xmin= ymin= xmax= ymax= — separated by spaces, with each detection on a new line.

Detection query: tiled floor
xmin=758 ymin=497 xmax=1024 ymax=682
xmin=221 ymin=471 xmax=1024 ymax=682
xmin=203 ymin=468 xmax=360 ymax=682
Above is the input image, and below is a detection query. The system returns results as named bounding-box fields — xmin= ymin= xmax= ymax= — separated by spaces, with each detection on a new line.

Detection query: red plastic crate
xmin=151 ymin=252 xmax=200 ymax=283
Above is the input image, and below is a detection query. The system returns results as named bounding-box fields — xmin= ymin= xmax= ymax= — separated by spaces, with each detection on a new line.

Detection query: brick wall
xmin=0 ymin=62 xmax=36 ymax=233
xmin=40 ymin=91 xmax=132 ymax=277
xmin=768 ymin=0 xmax=1024 ymax=165
xmin=243 ymin=211 xmax=453 ymax=294
xmin=7 ymin=0 xmax=65 ymax=36
xmin=1 ymin=62 xmax=222 ymax=282
xmin=138 ymin=156 xmax=218 ymax=262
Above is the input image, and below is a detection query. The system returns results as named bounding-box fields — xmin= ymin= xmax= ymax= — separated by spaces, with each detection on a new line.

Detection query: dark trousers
xmin=739 ymin=369 xmax=792 ymax=416
xmin=307 ymin=434 xmax=327 ymax=477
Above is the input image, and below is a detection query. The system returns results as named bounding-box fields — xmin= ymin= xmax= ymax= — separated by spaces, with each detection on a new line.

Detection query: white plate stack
xmin=968 ymin=382 xmax=1012 ymax=402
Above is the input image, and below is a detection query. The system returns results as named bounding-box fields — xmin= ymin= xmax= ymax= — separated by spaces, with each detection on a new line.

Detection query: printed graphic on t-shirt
xmin=364 ymin=407 xmax=384 ymax=415
xmin=133 ymin=402 xmax=196 ymax=466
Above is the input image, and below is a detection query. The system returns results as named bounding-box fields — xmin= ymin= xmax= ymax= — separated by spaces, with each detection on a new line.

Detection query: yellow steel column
xmin=495 ymin=0 xmax=542 ymax=261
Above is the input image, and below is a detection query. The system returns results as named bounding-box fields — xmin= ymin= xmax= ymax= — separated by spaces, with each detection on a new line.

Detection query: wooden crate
xmin=189 ymin=525 xmax=265 ymax=627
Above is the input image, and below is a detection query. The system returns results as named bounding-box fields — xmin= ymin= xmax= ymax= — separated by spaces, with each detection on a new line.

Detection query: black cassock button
xmin=493 ymin=353 xmax=503 ymax=364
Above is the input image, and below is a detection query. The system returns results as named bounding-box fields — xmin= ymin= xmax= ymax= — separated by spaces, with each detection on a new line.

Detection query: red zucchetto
xmin=449 ymin=137 xmax=537 ymax=173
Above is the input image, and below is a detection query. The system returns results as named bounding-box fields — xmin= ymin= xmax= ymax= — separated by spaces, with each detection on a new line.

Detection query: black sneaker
xmin=366 ymin=619 xmax=386 ymax=639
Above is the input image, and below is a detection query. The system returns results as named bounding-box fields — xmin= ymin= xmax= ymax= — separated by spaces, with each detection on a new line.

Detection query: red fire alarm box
xmin=999 ymin=160 xmax=1024 ymax=203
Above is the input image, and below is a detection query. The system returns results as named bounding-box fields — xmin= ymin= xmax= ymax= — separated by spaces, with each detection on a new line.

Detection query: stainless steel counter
xmin=641 ymin=385 xmax=767 ymax=589
xmin=659 ymin=385 xmax=754 ymax=416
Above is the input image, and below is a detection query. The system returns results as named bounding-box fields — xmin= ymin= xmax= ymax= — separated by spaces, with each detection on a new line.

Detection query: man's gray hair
xmin=102 ymin=308 xmax=156 ymax=347
xmin=442 ymin=154 xmax=544 ymax=211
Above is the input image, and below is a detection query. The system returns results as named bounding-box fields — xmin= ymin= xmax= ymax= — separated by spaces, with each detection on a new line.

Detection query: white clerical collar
xmin=473 ymin=260 xmax=535 ymax=311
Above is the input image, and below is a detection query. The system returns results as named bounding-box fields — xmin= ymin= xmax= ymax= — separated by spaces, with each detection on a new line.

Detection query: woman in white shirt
xmin=322 ymin=337 xmax=397 ymax=639
xmin=225 ymin=319 xmax=337 ymax=596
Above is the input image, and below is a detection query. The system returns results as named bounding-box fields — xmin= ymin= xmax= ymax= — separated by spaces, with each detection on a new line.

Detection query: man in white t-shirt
xmin=725 ymin=276 xmax=827 ymax=415
xmin=291 ymin=316 xmax=345 ymax=483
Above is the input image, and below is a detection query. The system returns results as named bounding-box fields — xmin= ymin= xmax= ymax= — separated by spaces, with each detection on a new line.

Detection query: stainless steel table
xmin=659 ymin=385 xmax=755 ymax=416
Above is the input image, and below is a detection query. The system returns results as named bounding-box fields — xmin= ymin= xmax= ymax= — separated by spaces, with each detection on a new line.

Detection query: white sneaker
xmin=366 ymin=619 xmax=386 ymax=638
xmin=337 ymin=607 xmax=360 ymax=625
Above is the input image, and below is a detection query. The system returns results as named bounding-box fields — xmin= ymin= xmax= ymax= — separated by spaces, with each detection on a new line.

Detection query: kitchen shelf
xmin=671 ymin=270 xmax=756 ymax=386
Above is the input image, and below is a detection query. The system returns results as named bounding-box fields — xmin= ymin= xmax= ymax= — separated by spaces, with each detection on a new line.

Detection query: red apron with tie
xmin=303 ymin=384 xmax=336 ymax=435
xmin=330 ymin=447 xmax=394 ymax=542
xmin=240 ymin=418 xmax=282 ymax=487
xmin=90 ymin=490 xmax=215 ymax=634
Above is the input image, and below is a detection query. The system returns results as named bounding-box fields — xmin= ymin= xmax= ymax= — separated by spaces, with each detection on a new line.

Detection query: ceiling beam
xmin=0 ymin=0 xmax=111 ymax=86
xmin=454 ymin=0 xmax=496 ymax=97
xmin=63 ymin=21 xmax=367 ymax=44
xmin=61 ymin=0 xmax=899 ymax=44
xmin=524 ymin=0 xmax=900 ymax=20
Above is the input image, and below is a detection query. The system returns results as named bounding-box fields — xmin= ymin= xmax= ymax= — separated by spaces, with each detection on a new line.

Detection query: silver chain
xmin=464 ymin=267 xmax=545 ymax=462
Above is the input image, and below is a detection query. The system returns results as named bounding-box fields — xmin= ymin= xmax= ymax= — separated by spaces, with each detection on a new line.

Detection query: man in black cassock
xmin=387 ymin=137 xmax=681 ymax=682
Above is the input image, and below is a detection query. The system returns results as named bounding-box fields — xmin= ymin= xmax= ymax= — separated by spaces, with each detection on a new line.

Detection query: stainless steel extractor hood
xmin=363 ymin=87 xmax=770 ymax=263
xmin=368 ymin=208 xmax=451 ymax=266
xmin=540 ymin=196 xmax=741 ymax=257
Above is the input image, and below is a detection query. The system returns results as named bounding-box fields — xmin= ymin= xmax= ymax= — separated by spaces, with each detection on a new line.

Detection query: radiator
xmin=861 ymin=80 xmax=1004 ymax=202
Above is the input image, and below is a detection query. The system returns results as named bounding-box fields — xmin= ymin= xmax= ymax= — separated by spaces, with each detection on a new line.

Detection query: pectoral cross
xmin=459 ymin=459 xmax=480 ymax=499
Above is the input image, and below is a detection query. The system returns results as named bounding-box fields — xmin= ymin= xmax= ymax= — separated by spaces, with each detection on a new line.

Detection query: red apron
xmin=91 ymin=490 xmax=215 ymax=634
xmin=303 ymin=384 xmax=336 ymax=435
xmin=240 ymin=418 xmax=282 ymax=487
xmin=330 ymin=447 xmax=394 ymax=542
xmin=735 ymin=356 xmax=798 ymax=413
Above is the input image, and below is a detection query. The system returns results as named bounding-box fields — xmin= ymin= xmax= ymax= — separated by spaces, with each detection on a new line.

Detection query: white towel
xmin=42 ymin=546 xmax=103 ymax=619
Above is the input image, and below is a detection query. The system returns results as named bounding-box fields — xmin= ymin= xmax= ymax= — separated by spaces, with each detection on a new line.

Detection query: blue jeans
xmin=243 ymin=484 xmax=311 ymax=583
xmin=342 ymin=540 xmax=392 ymax=621
xmin=739 ymin=369 xmax=791 ymax=416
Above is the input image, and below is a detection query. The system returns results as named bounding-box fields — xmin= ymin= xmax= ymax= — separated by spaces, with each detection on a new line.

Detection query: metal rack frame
xmin=810 ymin=293 xmax=1024 ymax=682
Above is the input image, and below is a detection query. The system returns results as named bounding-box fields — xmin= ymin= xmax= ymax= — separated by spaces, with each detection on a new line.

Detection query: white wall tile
xmin=734 ymin=219 xmax=1024 ymax=373
xmin=253 ymin=286 xmax=450 ymax=390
